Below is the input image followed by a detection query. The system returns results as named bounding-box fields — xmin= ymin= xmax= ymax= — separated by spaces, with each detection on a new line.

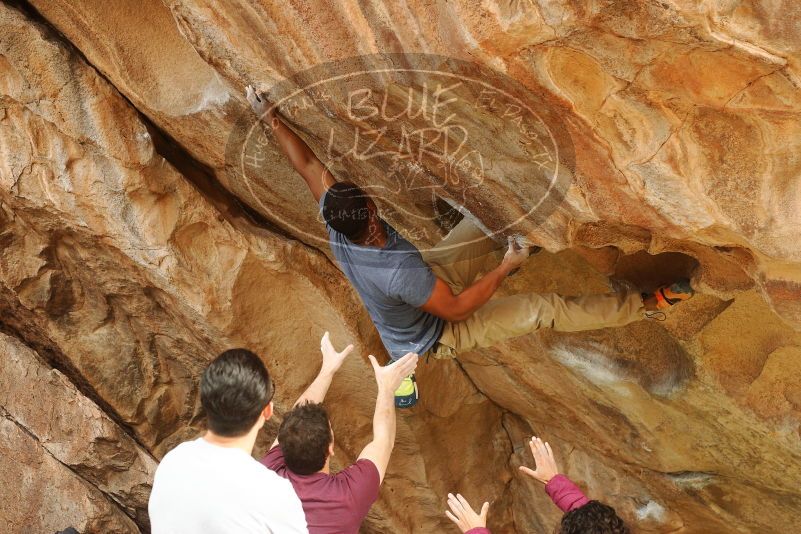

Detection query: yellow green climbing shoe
xmin=394 ymin=374 xmax=418 ymax=409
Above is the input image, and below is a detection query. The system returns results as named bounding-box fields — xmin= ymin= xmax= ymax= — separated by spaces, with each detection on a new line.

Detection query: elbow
xmin=446 ymin=311 xmax=470 ymax=322
xmin=433 ymin=306 xmax=470 ymax=323
xmin=429 ymin=307 xmax=464 ymax=322
xmin=423 ymin=290 xmax=474 ymax=322
xmin=445 ymin=300 xmax=473 ymax=322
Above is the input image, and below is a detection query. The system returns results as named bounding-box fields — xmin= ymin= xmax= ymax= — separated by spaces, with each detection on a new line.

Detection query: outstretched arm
xmin=246 ymin=86 xmax=336 ymax=202
xmin=293 ymin=332 xmax=353 ymax=407
xmin=445 ymin=493 xmax=490 ymax=534
xmin=420 ymin=240 xmax=529 ymax=322
xmin=357 ymin=352 xmax=419 ymax=483
xmin=270 ymin=332 xmax=353 ymax=449
xmin=519 ymin=435 xmax=589 ymax=513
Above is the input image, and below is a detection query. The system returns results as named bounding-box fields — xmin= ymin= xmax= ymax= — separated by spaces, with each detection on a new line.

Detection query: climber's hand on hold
xmin=445 ymin=493 xmax=489 ymax=533
xmin=250 ymin=84 xmax=334 ymax=202
xmin=245 ymin=85 xmax=266 ymax=116
xmin=519 ymin=436 xmax=560 ymax=484
xmin=501 ymin=237 xmax=529 ymax=274
xmin=245 ymin=85 xmax=277 ymax=126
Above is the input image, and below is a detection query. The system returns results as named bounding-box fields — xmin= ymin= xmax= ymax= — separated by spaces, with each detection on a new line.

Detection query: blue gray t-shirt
xmin=320 ymin=191 xmax=444 ymax=359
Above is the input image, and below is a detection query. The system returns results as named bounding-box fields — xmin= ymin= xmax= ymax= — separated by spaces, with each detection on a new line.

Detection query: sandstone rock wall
xmin=0 ymin=333 xmax=154 ymax=531
xmin=1 ymin=1 xmax=800 ymax=533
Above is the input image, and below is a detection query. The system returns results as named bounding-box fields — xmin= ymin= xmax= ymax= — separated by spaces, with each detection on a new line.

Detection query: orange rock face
xmin=2 ymin=1 xmax=800 ymax=532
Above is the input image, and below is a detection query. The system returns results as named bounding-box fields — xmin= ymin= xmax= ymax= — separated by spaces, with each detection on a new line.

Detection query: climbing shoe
xmin=653 ymin=279 xmax=694 ymax=310
xmin=394 ymin=373 xmax=418 ymax=409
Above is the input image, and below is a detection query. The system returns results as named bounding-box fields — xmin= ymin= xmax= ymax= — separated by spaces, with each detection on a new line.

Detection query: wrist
xmin=497 ymin=261 xmax=514 ymax=276
xmin=377 ymin=384 xmax=395 ymax=397
xmin=318 ymin=366 xmax=338 ymax=379
xmin=543 ymin=473 xmax=560 ymax=484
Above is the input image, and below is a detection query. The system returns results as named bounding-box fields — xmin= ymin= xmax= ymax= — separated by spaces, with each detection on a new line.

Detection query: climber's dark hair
xmin=278 ymin=402 xmax=332 ymax=475
xmin=200 ymin=348 xmax=274 ymax=437
xmin=558 ymin=500 xmax=629 ymax=534
xmin=322 ymin=181 xmax=370 ymax=241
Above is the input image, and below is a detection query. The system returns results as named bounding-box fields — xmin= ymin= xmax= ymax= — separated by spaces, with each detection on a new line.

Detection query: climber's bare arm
xmin=420 ymin=241 xmax=528 ymax=322
xmin=421 ymin=270 xmax=508 ymax=322
xmin=246 ymin=86 xmax=335 ymax=202
xmin=270 ymin=115 xmax=336 ymax=202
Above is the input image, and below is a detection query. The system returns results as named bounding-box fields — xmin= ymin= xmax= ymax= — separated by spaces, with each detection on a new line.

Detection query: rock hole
xmin=613 ymin=250 xmax=699 ymax=293
xmin=432 ymin=196 xmax=463 ymax=233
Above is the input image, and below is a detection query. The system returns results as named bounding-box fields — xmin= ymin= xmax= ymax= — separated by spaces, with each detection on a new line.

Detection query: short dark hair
xmin=322 ymin=181 xmax=370 ymax=241
xmin=560 ymin=501 xmax=629 ymax=534
xmin=200 ymin=349 xmax=274 ymax=437
xmin=278 ymin=402 xmax=332 ymax=475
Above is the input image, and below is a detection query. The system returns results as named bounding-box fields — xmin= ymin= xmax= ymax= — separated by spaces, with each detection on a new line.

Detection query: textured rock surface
xmin=2 ymin=1 xmax=801 ymax=533
xmin=0 ymin=412 xmax=139 ymax=533
xmin=0 ymin=333 xmax=154 ymax=531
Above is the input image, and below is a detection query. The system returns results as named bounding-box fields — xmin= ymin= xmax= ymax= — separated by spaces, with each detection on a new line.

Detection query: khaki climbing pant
xmin=421 ymin=218 xmax=645 ymax=359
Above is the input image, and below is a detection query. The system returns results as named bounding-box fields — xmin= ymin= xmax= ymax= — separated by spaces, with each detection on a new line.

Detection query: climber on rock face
xmin=445 ymin=435 xmax=629 ymax=534
xmin=261 ymin=332 xmax=418 ymax=534
xmin=246 ymin=86 xmax=694 ymax=409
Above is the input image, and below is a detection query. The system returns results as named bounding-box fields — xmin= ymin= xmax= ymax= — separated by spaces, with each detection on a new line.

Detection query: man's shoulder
xmin=231 ymin=456 xmax=297 ymax=498
xmin=322 ymin=459 xmax=381 ymax=517
xmin=260 ymin=446 xmax=289 ymax=477
xmin=156 ymin=439 xmax=199 ymax=467
xmin=342 ymin=458 xmax=380 ymax=476
xmin=245 ymin=454 xmax=286 ymax=482
xmin=253 ymin=465 xmax=295 ymax=488
xmin=332 ymin=459 xmax=380 ymax=489
xmin=164 ymin=438 xmax=198 ymax=454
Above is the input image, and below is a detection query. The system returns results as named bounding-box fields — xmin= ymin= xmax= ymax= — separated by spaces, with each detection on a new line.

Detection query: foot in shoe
xmin=394 ymin=373 xmax=419 ymax=409
xmin=650 ymin=279 xmax=694 ymax=310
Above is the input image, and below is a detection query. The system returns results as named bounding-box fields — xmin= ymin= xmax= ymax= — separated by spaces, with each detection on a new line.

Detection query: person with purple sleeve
xmin=445 ymin=436 xmax=629 ymax=534
xmin=261 ymin=332 xmax=419 ymax=534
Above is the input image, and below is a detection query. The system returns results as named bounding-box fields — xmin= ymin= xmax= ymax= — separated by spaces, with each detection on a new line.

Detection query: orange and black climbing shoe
xmin=654 ymin=279 xmax=694 ymax=310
